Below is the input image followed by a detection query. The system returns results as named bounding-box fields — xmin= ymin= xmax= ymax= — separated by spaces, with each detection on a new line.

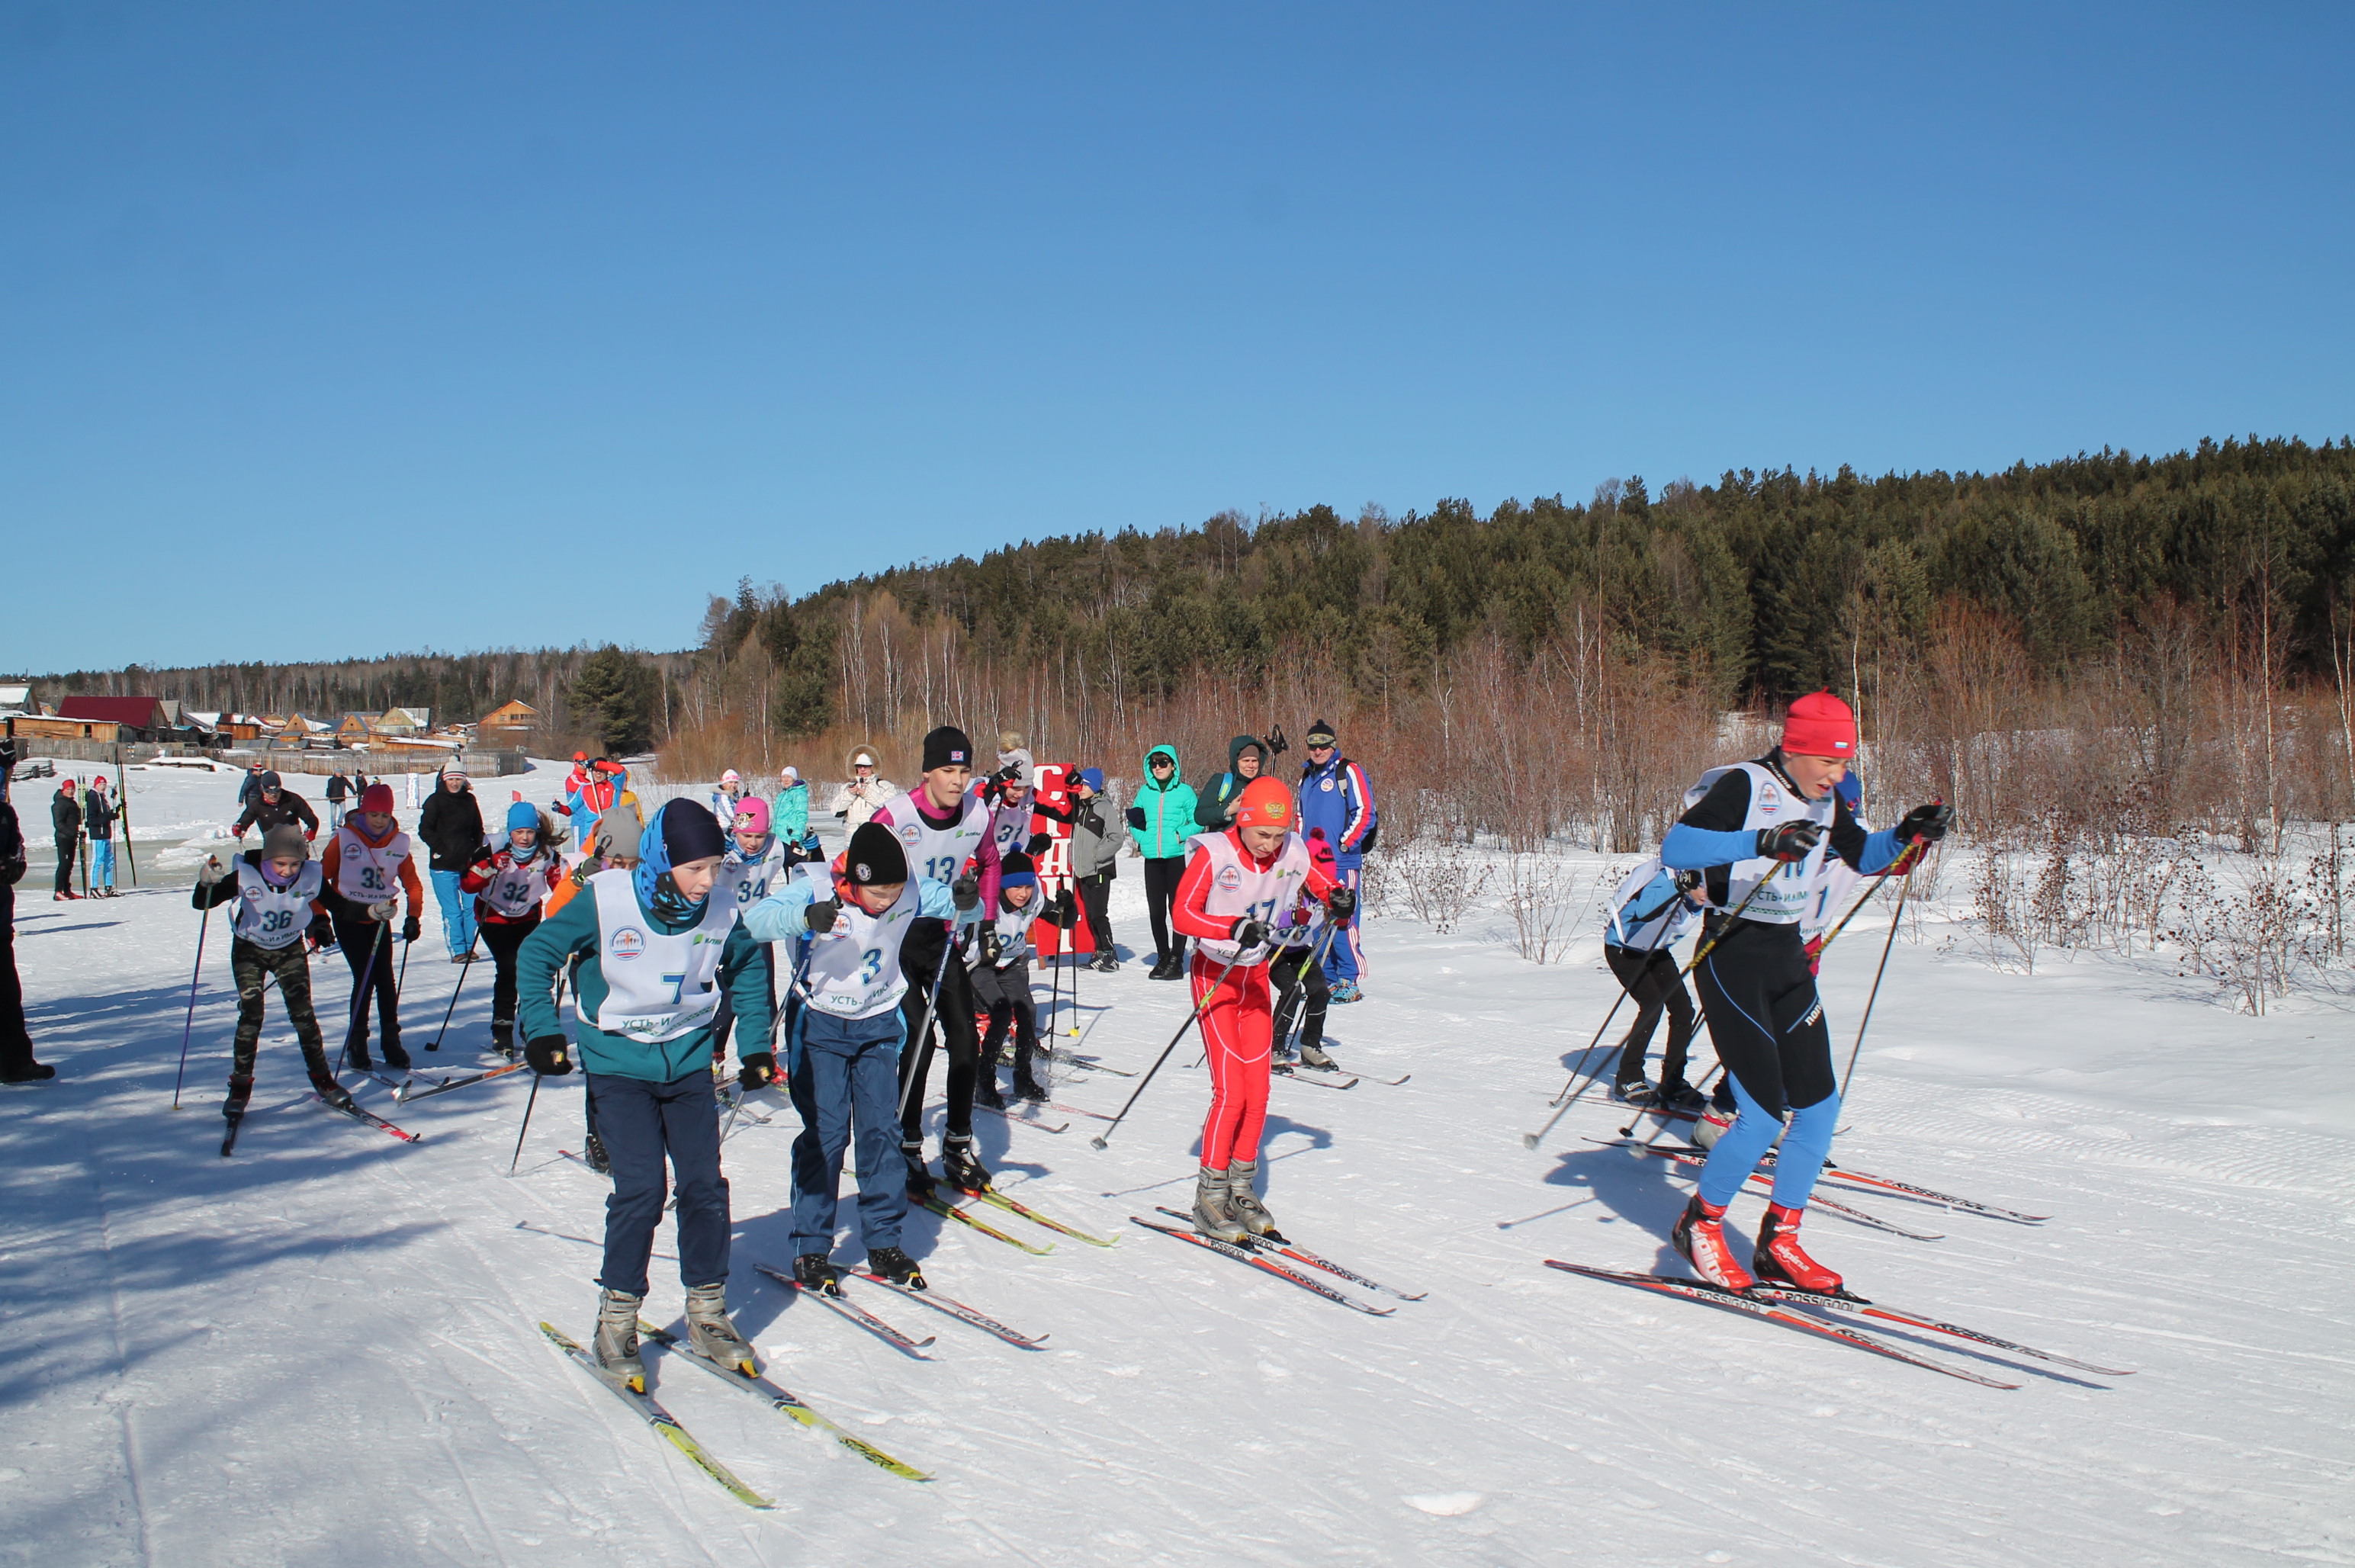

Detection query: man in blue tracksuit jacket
xmin=1295 ymin=718 xmax=1376 ymax=1000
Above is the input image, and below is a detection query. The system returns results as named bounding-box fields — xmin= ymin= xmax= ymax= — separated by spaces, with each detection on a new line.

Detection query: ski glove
xmin=524 ymin=1035 xmax=573 ymax=1076
xmin=1895 ymin=802 xmax=1953 ymax=844
xmin=305 ymin=914 xmax=335 ymax=950
xmin=400 ymin=915 xmax=422 ymax=943
xmin=737 ymin=1052 xmax=778 ymax=1091
xmin=1229 ymin=917 xmax=1270 ymax=951
xmin=1025 ymin=832 xmax=1054 ymax=857
xmin=1756 ymin=821 xmax=1824 ymax=862
xmin=368 ymin=898 xmax=398 ymax=922
xmin=952 ymin=875 xmax=980 ymax=911
xmin=982 ymin=930 xmax=1004 ymax=964
xmin=803 ymin=898 xmax=841 ymax=934
xmin=1325 ymin=885 xmax=1357 ymax=920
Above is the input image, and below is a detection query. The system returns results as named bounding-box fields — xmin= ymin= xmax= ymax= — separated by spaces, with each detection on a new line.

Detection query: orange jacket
xmin=320 ymin=820 xmax=425 ymax=918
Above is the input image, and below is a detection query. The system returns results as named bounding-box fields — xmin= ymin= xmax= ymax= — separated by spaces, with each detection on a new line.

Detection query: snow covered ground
xmin=3 ymin=760 xmax=2350 ymax=1566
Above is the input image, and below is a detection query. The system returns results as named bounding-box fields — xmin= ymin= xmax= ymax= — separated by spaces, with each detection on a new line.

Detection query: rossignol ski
xmin=1152 ymin=1208 xmax=1423 ymax=1300
xmin=1132 ymin=1215 xmax=1396 ymax=1316
xmin=753 ymin=1261 xmax=936 ymax=1356
xmin=843 ymin=1272 xmax=1049 ymax=1348
xmin=538 ymin=1322 xmax=775 ymax=1506
xmin=634 ymin=1319 xmax=934 ymax=1480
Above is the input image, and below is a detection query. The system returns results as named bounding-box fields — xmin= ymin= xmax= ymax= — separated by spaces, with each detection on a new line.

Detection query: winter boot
xmin=380 ymin=1036 xmax=411 ymax=1071
xmin=1297 ymin=1041 xmax=1338 ymax=1072
xmin=975 ymin=1062 xmax=1007 ymax=1110
xmin=593 ymin=1288 xmax=646 ymax=1390
xmin=1010 ymin=1037 xmax=1047 ymax=1101
xmin=0 ymin=1048 xmax=56 ymax=1083
xmin=685 ymin=1282 xmax=758 ymax=1376
xmin=1090 ymin=951 xmax=1120 ymax=973
xmin=1226 ymin=1158 xmax=1279 ymax=1239
xmin=1192 ymin=1165 xmax=1246 ymax=1244
xmin=941 ymin=1133 xmax=991 ymax=1194
xmin=903 ymin=1141 xmax=936 ymax=1203
xmin=865 ymin=1246 xmax=926 ymax=1289
xmin=1671 ymin=1194 xmax=1756 ymax=1292
xmin=1753 ymin=1203 xmax=1845 ymax=1294
xmin=792 ymin=1252 xmax=843 ymax=1293
xmin=344 ymin=1038 xmax=374 ymax=1072
xmin=583 ymin=1133 xmax=612 ymax=1175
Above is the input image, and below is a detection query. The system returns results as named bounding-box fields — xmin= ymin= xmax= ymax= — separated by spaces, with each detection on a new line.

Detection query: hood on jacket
xmin=1141 ymin=744 xmax=1183 ymax=789
xmin=847 ymin=743 xmax=882 ymax=773
xmin=1226 ymin=734 xmax=1268 ymax=775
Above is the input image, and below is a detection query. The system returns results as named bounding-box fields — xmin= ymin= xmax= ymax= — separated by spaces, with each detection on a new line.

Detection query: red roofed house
xmin=55 ymin=696 xmax=171 ymax=741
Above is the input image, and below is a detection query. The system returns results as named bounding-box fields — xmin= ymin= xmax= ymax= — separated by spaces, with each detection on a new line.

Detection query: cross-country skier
xmin=192 ymin=826 xmax=342 ymax=1114
xmin=541 ymin=809 xmax=643 ymax=1174
xmin=744 ymin=821 xmax=983 ymax=1290
xmin=1169 ymin=776 xmax=1346 ymax=1243
xmin=319 ymin=782 xmax=424 ymax=1070
xmin=230 ymin=770 xmax=320 ymax=844
xmin=514 ymin=800 xmax=774 ymax=1391
xmin=1659 ymin=691 xmax=1950 ymax=1293
xmin=869 ymin=725 xmax=998 ymax=1198
xmin=1270 ymin=827 xmax=1339 ymax=1070
xmin=969 ymin=848 xmax=1047 ymax=1106
xmin=1602 ymin=861 xmax=1706 ymax=1111
xmin=1296 ymin=718 xmax=1377 ymax=1002
xmin=827 ymin=745 xmax=897 ymax=829
xmin=458 ymin=800 xmax=563 ymax=1056
xmin=707 ymin=796 xmax=787 ymax=1065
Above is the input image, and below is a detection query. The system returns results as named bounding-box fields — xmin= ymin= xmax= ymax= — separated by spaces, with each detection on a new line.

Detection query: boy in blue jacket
xmin=744 ymin=821 xmax=982 ymax=1292
xmin=515 ymin=801 xmax=774 ymax=1392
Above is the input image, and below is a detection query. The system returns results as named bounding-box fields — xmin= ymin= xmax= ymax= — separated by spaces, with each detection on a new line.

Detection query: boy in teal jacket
xmin=515 ymin=800 xmax=774 ymax=1393
xmin=1124 ymin=743 xmax=1200 ymax=979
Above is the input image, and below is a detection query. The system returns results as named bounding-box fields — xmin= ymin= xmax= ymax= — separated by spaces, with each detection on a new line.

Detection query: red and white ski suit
xmin=1170 ymin=827 xmax=1338 ymax=1170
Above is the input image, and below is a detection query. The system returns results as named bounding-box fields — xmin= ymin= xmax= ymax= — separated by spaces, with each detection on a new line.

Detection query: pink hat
xmin=1782 ymin=691 xmax=1858 ymax=759
xmin=732 ymin=797 xmax=771 ymax=835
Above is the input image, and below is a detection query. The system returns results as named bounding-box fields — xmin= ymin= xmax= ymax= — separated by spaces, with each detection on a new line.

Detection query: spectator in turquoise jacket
xmin=1124 ymin=743 xmax=1199 ymax=979
xmin=773 ymin=766 xmax=811 ymax=840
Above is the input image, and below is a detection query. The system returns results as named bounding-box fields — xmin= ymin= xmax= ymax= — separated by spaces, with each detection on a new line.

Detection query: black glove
xmin=1757 ymin=820 xmax=1825 ymax=863
xmin=1326 ymin=885 xmax=1356 ymax=920
xmin=305 ymin=914 xmax=335 ymax=950
xmin=1895 ymin=802 xmax=1954 ymax=844
xmin=401 ymin=914 xmax=422 ymax=943
xmin=1125 ymin=805 xmax=1146 ymax=831
xmin=525 ymin=1035 xmax=573 ymax=1075
xmin=0 ymin=856 xmax=23 ymax=888
xmin=953 ymin=875 xmax=979 ymax=911
xmin=737 ymin=1052 xmax=778 ymax=1091
xmin=805 ymin=898 xmax=841 ymax=934
xmin=982 ymin=930 xmax=1004 ymax=964
xmin=1230 ymin=917 xmax=1269 ymax=950
xmin=1025 ymin=832 xmax=1053 ymax=857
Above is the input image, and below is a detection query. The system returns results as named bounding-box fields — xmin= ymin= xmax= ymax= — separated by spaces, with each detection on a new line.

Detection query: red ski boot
xmin=1671 ymin=1194 xmax=1756 ymax=1292
xmin=1752 ymin=1203 xmax=1844 ymax=1294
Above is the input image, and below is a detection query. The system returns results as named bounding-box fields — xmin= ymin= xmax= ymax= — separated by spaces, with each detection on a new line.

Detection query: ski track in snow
xmin=2 ymin=762 xmax=2350 ymax=1564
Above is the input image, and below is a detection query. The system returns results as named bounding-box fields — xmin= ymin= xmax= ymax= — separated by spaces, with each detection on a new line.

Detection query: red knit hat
xmin=360 ymin=782 xmax=397 ymax=814
xmin=1782 ymin=691 xmax=1858 ymax=759
xmin=1232 ymin=776 xmax=1295 ymax=829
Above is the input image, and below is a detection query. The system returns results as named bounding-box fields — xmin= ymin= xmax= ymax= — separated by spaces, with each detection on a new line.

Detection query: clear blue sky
xmin=5 ymin=3 xmax=2350 ymax=672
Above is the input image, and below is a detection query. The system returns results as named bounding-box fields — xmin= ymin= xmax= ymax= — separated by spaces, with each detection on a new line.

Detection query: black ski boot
xmin=941 ymin=1134 xmax=991 ymax=1194
xmin=903 ymin=1140 xmax=937 ymax=1203
xmin=866 ymin=1246 xmax=926 ymax=1289
xmin=583 ymin=1133 xmax=612 ymax=1174
xmin=223 ymin=1073 xmax=253 ymax=1118
xmin=344 ymin=1039 xmax=374 ymax=1072
xmin=1012 ymin=1068 xmax=1049 ymax=1103
xmin=381 ymin=1036 xmax=411 ymax=1071
xmin=491 ymin=1018 xmax=515 ymax=1057
xmin=309 ymin=1070 xmax=355 ymax=1110
xmin=792 ymin=1252 xmax=842 ymax=1293
xmin=1662 ymin=1080 xmax=1707 ymax=1114
xmin=1614 ymin=1078 xmax=1662 ymax=1109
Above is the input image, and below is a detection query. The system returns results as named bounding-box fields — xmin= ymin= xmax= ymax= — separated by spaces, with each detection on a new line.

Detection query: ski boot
xmin=1297 ymin=1041 xmax=1338 ymax=1072
xmin=1226 ymin=1158 xmax=1280 ymax=1239
xmin=902 ymin=1141 xmax=936 ymax=1203
xmin=344 ymin=1038 xmax=374 ymax=1072
xmin=380 ymin=1036 xmax=411 ymax=1072
xmin=491 ymin=1018 xmax=516 ymax=1058
xmin=866 ymin=1246 xmax=926 ymax=1289
xmin=1192 ymin=1165 xmax=1246 ymax=1245
xmin=941 ymin=1133 xmax=991 ymax=1194
xmin=792 ymin=1252 xmax=842 ymax=1293
xmin=1013 ymin=1070 xmax=1049 ymax=1103
xmin=684 ymin=1282 xmax=758 ymax=1376
xmin=1613 ymin=1077 xmax=1661 ymax=1109
xmin=308 ymin=1070 xmax=356 ymax=1110
xmin=1662 ymin=1080 xmax=1708 ymax=1115
xmin=1690 ymin=1106 xmax=1734 ymax=1149
xmin=975 ymin=1075 xmax=1007 ymax=1110
xmin=223 ymin=1073 xmax=254 ymax=1119
xmin=583 ymin=1133 xmax=612 ymax=1175
xmin=593 ymin=1288 xmax=646 ymax=1390
xmin=1753 ymin=1203 xmax=1846 ymax=1294
xmin=0 ymin=1052 xmax=56 ymax=1083
xmin=1671 ymin=1194 xmax=1756 ymax=1292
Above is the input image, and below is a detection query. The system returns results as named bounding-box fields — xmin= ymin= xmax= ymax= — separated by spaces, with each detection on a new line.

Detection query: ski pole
xmin=1837 ymin=866 xmax=1916 ymax=1105
xmin=396 ymin=1059 xmax=529 ymax=1105
xmin=509 ymin=1068 xmax=544 ymax=1175
xmin=1067 ymin=885 xmax=1084 ymax=1037
xmin=114 ymin=754 xmax=137 ymax=886
xmin=341 ymin=921 xmax=389 ymax=1074
xmin=1272 ymin=921 xmax=1344 ymax=1061
xmin=172 ymin=895 xmax=215 ymax=1109
xmin=426 ymin=944 xmax=476 ymax=1052
xmin=1088 ymin=950 xmax=1245 ymax=1151
xmin=895 ymin=927 xmax=965 ymax=1126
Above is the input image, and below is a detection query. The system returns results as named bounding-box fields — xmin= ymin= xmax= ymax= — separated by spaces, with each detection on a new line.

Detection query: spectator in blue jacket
xmin=1296 ymin=718 xmax=1377 ymax=1001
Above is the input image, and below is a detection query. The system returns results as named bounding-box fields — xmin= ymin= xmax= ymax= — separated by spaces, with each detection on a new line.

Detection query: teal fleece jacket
xmin=514 ymin=879 xmax=775 ymax=1081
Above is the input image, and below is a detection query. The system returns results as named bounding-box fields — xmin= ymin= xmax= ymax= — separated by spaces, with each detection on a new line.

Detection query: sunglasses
xmin=1151 ymin=758 xmax=1173 ymax=769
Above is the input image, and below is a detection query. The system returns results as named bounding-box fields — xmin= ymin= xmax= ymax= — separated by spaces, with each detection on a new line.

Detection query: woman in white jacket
xmin=827 ymin=744 xmax=898 ymax=830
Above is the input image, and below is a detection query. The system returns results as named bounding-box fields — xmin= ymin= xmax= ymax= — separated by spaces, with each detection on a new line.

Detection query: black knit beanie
xmin=922 ymin=725 xmax=974 ymax=773
xmin=845 ymin=821 xmax=911 ymax=885
xmin=660 ymin=798 xmax=728 ymax=866
xmin=1305 ymin=718 xmax=1338 ymax=747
